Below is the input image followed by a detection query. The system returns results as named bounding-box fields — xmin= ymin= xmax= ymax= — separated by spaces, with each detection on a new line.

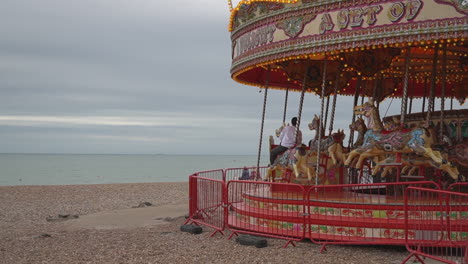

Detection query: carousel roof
xmin=228 ymin=0 xmax=468 ymax=103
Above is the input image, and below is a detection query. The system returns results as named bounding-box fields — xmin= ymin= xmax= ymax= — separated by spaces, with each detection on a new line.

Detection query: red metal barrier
xmin=448 ymin=182 xmax=468 ymax=193
xmin=226 ymin=180 xmax=307 ymax=248
xmin=305 ymin=181 xmax=440 ymax=252
xmin=402 ymin=187 xmax=468 ymax=264
xmin=224 ymin=167 xmax=268 ymax=182
xmin=185 ymin=172 xmax=227 ymax=237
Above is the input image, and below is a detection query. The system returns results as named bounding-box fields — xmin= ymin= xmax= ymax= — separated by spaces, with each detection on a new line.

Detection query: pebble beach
xmin=0 ymin=182 xmax=410 ymax=263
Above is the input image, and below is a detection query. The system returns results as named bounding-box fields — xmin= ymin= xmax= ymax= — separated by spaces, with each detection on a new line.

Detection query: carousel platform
xmin=228 ymin=185 xmax=468 ymax=245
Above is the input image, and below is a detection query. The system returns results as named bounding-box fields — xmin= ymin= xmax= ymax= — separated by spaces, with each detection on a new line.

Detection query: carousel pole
xmin=316 ymin=58 xmax=328 ymax=186
xmin=422 ymin=77 xmax=428 ymax=114
xmin=282 ymin=87 xmax=290 ymax=124
xmin=296 ymin=66 xmax=309 ymax=144
xmin=426 ymin=45 xmax=439 ymax=126
xmin=328 ymin=72 xmax=340 ymax=135
xmin=257 ymin=68 xmax=270 ymax=176
xmin=348 ymin=75 xmax=362 ymax=149
xmin=409 ymin=78 xmax=414 ymax=115
xmin=440 ymin=44 xmax=447 ymax=141
xmin=400 ymin=47 xmax=411 ymax=126
xmin=323 ymin=96 xmax=330 ymax=134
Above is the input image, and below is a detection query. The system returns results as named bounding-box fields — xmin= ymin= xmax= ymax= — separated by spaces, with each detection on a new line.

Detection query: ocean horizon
xmin=0 ymin=153 xmax=267 ymax=186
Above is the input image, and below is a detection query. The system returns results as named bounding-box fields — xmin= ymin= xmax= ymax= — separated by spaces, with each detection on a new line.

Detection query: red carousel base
xmin=228 ymin=184 xmax=468 ymax=245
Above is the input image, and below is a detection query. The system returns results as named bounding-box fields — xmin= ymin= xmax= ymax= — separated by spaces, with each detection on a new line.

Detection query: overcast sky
xmin=0 ymin=0 xmax=463 ymax=155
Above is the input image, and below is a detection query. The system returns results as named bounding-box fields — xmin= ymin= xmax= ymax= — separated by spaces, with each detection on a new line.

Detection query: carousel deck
xmin=228 ymin=186 xmax=468 ymax=245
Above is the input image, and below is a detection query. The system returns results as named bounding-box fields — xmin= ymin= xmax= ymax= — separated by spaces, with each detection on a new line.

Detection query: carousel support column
xmin=439 ymin=44 xmax=447 ymax=141
xmin=426 ymin=46 xmax=439 ymax=126
xmin=257 ymin=69 xmax=270 ymax=177
xmin=282 ymin=87 xmax=290 ymax=124
xmin=316 ymin=58 xmax=328 ymax=186
xmin=400 ymin=47 xmax=411 ymax=126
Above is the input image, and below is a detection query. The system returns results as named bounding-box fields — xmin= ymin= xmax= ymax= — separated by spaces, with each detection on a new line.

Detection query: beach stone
xmin=235 ymin=235 xmax=268 ymax=248
xmin=180 ymin=224 xmax=202 ymax=234
xmin=34 ymin=233 xmax=52 ymax=239
xmin=46 ymin=214 xmax=79 ymax=222
xmin=133 ymin=202 xmax=153 ymax=208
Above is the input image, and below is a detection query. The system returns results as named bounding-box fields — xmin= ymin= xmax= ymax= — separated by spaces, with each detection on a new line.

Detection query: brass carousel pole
xmin=316 ymin=58 xmax=328 ymax=186
xmin=440 ymin=44 xmax=447 ymax=141
xmin=400 ymin=47 xmax=411 ymax=125
xmin=257 ymin=68 xmax=270 ymax=178
xmin=282 ymin=87 xmax=290 ymax=124
xmin=426 ymin=46 xmax=439 ymax=126
xmin=296 ymin=66 xmax=309 ymax=145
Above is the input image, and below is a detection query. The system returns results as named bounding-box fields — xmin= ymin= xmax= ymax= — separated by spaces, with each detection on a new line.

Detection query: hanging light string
xmin=316 ymin=58 xmax=328 ymax=186
xmin=257 ymin=68 xmax=270 ymax=177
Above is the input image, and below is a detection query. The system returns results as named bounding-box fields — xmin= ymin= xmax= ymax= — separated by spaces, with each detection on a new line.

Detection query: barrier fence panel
xmin=185 ymin=173 xmax=226 ymax=237
xmin=227 ymin=180 xmax=307 ymax=247
xmin=305 ymin=181 xmax=440 ymax=252
xmin=195 ymin=169 xmax=225 ymax=181
xmin=224 ymin=167 xmax=268 ymax=182
xmin=402 ymin=187 xmax=468 ymax=264
xmin=448 ymin=182 xmax=468 ymax=193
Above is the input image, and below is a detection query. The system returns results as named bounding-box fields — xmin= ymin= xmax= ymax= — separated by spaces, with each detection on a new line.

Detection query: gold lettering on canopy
xmin=236 ymin=25 xmax=276 ymax=57
xmin=320 ymin=0 xmax=422 ymax=34
xmin=319 ymin=13 xmax=334 ymax=34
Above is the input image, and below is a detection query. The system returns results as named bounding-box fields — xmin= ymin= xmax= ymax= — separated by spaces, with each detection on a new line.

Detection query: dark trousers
xmin=270 ymin=145 xmax=288 ymax=165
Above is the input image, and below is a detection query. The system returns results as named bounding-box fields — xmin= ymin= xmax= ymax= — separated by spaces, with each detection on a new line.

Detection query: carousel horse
xmin=373 ymin=154 xmax=461 ymax=180
xmin=266 ymin=142 xmax=309 ymax=182
xmin=344 ymin=100 xmax=463 ymax=181
xmin=308 ymin=115 xmax=347 ymax=166
xmin=294 ymin=129 xmax=347 ymax=182
xmin=349 ymin=117 xmax=367 ymax=148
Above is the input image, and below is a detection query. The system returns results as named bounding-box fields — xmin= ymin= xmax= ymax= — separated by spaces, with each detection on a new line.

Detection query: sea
xmin=0 ymin=154 xmax=264 ymax=186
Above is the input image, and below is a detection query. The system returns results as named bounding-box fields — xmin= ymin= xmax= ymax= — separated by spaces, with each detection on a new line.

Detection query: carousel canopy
xmin=229 ymin=0 xmax=468 ymax=103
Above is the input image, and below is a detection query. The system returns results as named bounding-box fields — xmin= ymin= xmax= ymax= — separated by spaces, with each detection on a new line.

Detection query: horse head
xmin=353 ymin=99 xmax=376 ymax=117
xmin=349 ymin=117 xmax=366 ymax=132
xmin=308 ymin=114 xmax=320 ymax=131
xmin=331 ymin=129 xmax=346 ymax=143
xmin=275 ymin=123 xmax=286 ymax=137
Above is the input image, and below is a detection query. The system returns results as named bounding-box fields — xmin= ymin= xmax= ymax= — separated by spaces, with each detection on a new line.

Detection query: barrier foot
xmin=401 ymin=253 xmax=425 ymax=264
xmin=282 ymin=240 xmax=296 ymax=248
xmin=183 ymin=218 xmax=192 ymax=225
xmin=210 ymin=230 xmax=224 ymax=237
xmin=228 ymin=232 xmax=239 ymax=240
xmin=319 ymin=244 xmax=327 ymax=253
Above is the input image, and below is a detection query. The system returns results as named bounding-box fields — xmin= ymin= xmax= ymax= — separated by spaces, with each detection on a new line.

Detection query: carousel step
xmin=401 ymin=175 xmax=425 ymax=179
xmin=379 ymin=163 xmax=403 ymax=166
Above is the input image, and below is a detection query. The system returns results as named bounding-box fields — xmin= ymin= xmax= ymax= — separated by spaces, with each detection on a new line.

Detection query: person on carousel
xmin=269 ymin=117 xmax=302 ymax=166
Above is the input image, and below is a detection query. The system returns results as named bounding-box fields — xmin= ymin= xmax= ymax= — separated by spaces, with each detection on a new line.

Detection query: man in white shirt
xmin=270 ymin=117 xmax=302 ymax=165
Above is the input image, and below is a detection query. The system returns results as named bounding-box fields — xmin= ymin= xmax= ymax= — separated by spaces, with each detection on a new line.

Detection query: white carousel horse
xmin=344 ymin=100 xmax=463 ymax=181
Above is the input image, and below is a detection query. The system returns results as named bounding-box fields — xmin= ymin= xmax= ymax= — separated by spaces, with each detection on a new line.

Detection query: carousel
xmin=186 ymin=0 xmax=467 ymax=262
